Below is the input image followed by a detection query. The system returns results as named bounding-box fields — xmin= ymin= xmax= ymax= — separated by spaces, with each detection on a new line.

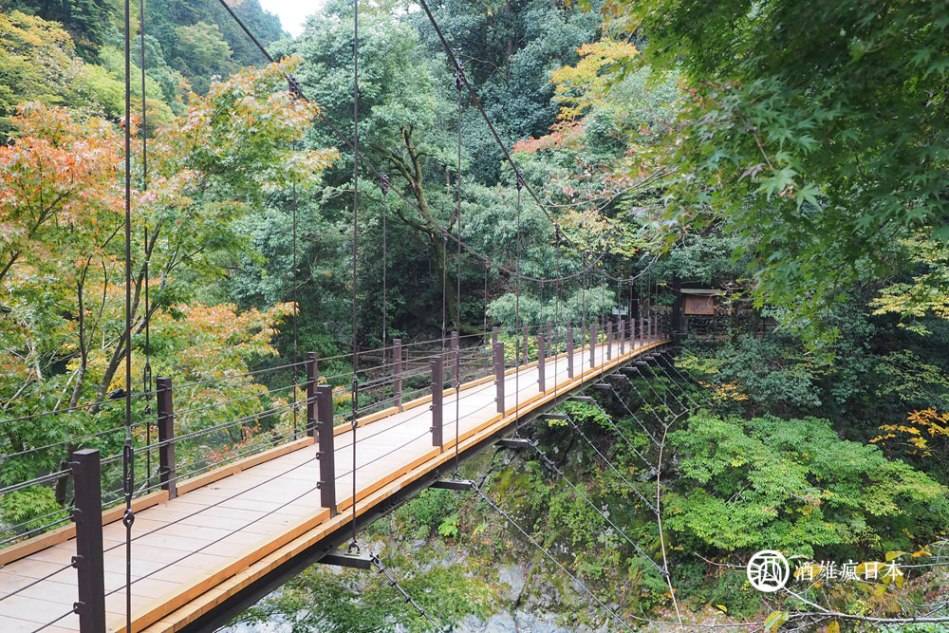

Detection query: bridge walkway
xmin=0 ymin=336 xmax=667 ymax=633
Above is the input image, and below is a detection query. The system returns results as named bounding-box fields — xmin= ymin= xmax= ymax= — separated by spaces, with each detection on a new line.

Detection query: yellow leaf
xmin=764 ymin=611 xmax=789 ymax=632
xmin=885 ymin=550 xmax=906 ymax=562
xmin=825 ymin=621 xmax=840 ymax=633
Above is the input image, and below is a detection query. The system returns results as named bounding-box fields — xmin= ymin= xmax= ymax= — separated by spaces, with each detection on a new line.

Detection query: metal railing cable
xmin=637 ymin=361 xmax=692 ymax=414
xmin=0 ymin=391 xmax=148 ymax=428
xmin=563 ymin=415 xmax=658 ymax=513
xmin=0 ymin=557 xmax=77 ymax=603
xmin=606 ymin=385 xmax=662 ymax=448
xmin=0 ymin=507 xmax=74 ymax=546
xmin=649 ymin=356 xmax=706 ymax=411
xmin=96 ymin=453 xmax=317 ymax=556
xmin=527 ymin=441 xmax=667 ymax=577
xmin=370 ymin=552 xmax=452 ymax=632
xmin=472 ymin=482 xmax=643 ymax=632
xmin=170 ymin=358 xmax=309 ymax=391
xmin=97 ymin=482 xmax=323 ymax=605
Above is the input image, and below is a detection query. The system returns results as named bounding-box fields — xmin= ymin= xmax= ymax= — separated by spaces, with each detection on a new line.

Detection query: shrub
xmin=665 ymin=415 xmax=949 ymax=558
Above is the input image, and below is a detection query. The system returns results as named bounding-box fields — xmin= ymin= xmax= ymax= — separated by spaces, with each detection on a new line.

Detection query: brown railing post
xmin=316 ymin=385 xmax=336 ymax=513
xmin=566 ymin=324 xmax=574 ymax=378
xmin=639 ymin=308 xmax=645 ymax=347
xmin=306 ymin=352 xmax=318 ymax=438
xmin=392 ymin=338 xmax=403 ymax=410
xmin=589 ymin=323 xmax=597 ymax=368
xmin=547 ymin=321 xmax=555 ymax=389
xmin=537 ymin=332 xmax=546 ymax=392
xmin=522 ymin=324 xmax=530 ymax=365
xmin=71 ymin=449 xmax=106 ymax=633
xmin=619 ymin=319 xmax=626 ymax=354
xmin=605 ymin=321 xmax=613 ymax=361
xmin=431 ymin=357 xmax=444 ymax=448
xmin=156 ymin=377 xmax=176 ymax=499
xmin=491 ymin=326 xmax=499 ymax=348
xmin=494 ymin=342 xmax=505 ymax=413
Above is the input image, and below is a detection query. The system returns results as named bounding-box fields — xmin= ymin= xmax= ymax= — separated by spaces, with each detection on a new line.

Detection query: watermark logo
xmin=745 ymin=550 xmax=906 ymax=593
xmin=746 ymin=550 xmax=791 ymax=593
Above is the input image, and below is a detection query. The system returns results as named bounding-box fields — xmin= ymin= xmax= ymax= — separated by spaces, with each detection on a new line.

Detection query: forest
xmin=0 ymin=0 xmax=946 ymax=632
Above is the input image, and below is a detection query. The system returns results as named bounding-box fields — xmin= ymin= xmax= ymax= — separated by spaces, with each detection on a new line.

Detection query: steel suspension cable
xmin=349 ymin=0 xmax=361 ymax=554
xmin=139 ymin=0 xmax=153 ymax=486
xmin=122 ymin=1 xmax=136 ymax=630
xmin=527 ymin=441 xmax=666 ymax=577
xmin=414 ymin=0 xmax=574 ymax=245
xmin=514 ymin=178 xmax=523 ymax=421
xmin=563 ymin=415 xmax=658 ymax=513
xmin=379 ymin=174 xmax=391 ymax=347
xmin=472 ymin=483 xmax=643 ymax=631
xmin=453 ymin=67 xmax=464 ymax=472
xmin=291 ymin=183 xmax=300 ymax=439
xmin=212 ymin=0 xmax=657 ymax=289
xmin=369 ymin=553 xmax=451 ymax=631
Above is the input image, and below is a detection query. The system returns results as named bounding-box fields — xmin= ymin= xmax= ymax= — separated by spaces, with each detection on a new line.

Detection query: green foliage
xmin=487 ymin=285 xmax=615 ymax=331
xmin=394 ymin=488 xmax=460 ymax=540
xmin=704 ymin=335 xmax=823 ymax=414
xmin=172 ymin=22 xmax=233 ymax=93
xmin=437 ymin=513 xmax=460 ymax=539
xmin=6 ymin=0 xmax=115 ymax=60
xmin=561 ymin=399 xmax=611 ymax=428
xmin=609 ymin=0 xmax=949 ymax=339
xmin=666 ymin=415 xmax=949 ymax=557
xmin=871 ymin=234 xmax=949 ymax=334
xmin=236 ymin=551 xmax=493 ymax=632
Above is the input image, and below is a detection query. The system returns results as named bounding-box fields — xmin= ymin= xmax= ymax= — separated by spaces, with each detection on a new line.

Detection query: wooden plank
xmin=175 ymin=437 xmax=314 ymax=496
xmin=0 ymin=491 xmax=168 ymax=567
xmin=0 ymin=340 xmax=664 ymax=633
xmin=129 ymin=342 xmax=665 ymax=632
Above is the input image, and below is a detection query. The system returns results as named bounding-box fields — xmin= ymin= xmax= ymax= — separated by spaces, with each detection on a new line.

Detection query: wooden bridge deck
xmin=0 ymin=338 xmax=666 ymax=632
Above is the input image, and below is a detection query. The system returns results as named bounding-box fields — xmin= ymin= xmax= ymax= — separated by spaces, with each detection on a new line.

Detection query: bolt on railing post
xmin=315 ymin=385 xmax=336 ymax=514
xmin=589 ymin=323 xmax=597 ymax=369
xmin=566 ymin=324 xmax=574 ymax=378
xmin=71 ymin=449 xmax=106 ymax=633
xmin=537 ymin=332 xmax=546 ymax=392
xmin=451 ymin=330 xmax=460 ymax=387
xmin=431 ymin=357 xmax=444 ymax=448
xmin=156 ymin=377 xmax=177 ymax=499
xmin=306 ymin=352 xmax=318 ymax=438
xmin=392 ymin=338 xmax=403 ymax=410
xmin=493 ymin=342 xmax=505 ymax=413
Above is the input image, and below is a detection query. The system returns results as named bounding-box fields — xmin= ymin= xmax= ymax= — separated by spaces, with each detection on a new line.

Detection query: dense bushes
xmin=666 ymin=415 xmax=949 ymax=557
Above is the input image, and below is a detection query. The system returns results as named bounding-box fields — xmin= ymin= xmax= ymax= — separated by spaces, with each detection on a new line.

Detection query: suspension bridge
xmin=0 ymin=0 xmax=694 ymax=629
xmin=0 ymin=322 xmax=669 ymax=632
